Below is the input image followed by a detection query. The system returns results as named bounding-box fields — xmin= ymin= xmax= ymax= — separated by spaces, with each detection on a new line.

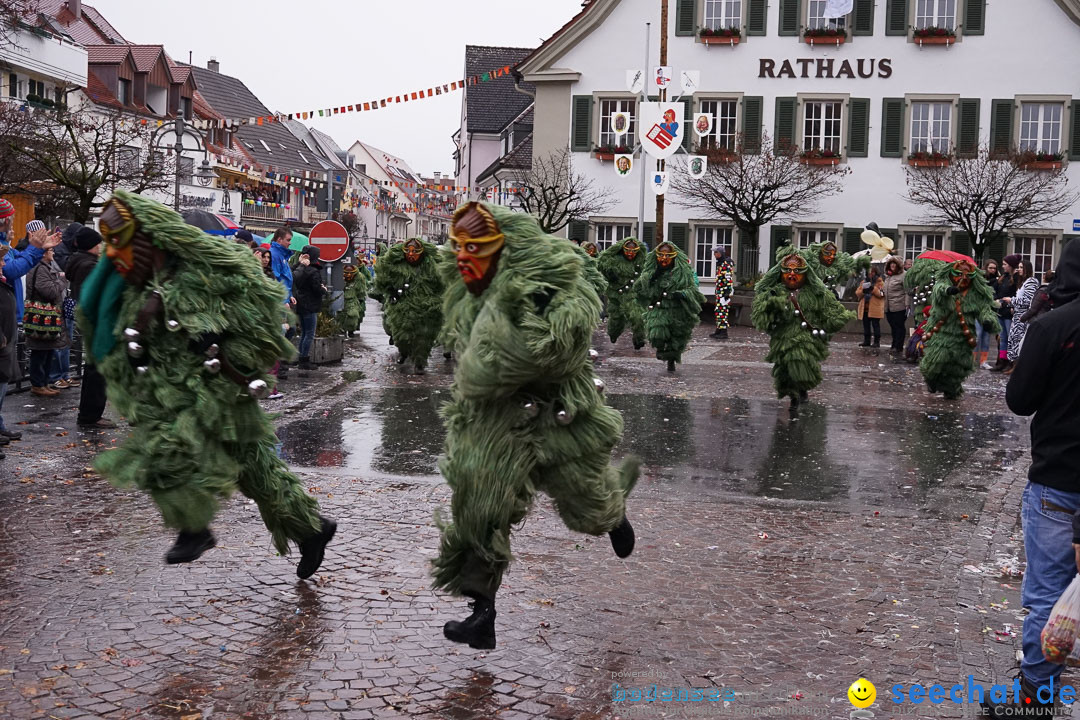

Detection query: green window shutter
xmin=778 ymin=0 xmax=799 ymax=36
xmin=774 ymin=97 xmax=797 ymax=152
xmin=990 ymin=99 xmax=1014 ymax=157
xmin=676 ymin=0 xmax=697 ymax=35
xmin=770 ymin=225 xmax=792 ymax=263
xmin=844 ymin=227 xmax=863 ymax=255
xmin=952 ymin=231 xmax=971 ymax=257
xmin=852 ymin=0 xmax=874 ymax=35
xmin=571 ymin=95 xmax=593 ymax=152
xmin=956 ymin=98 xmax=980 ymax=158
xmin=885 ymin=0 xmax=908 ymax=35
xmin=1064 ymin=234 xmax=1080 ymax=247
xmin=567 ymin=220 xmax=589 ymax=243
xmin=747 ymin=0 xmax=767 ymax=35
xmin=668 ymin=223 xmax=690 ymax=255
xmin=1070 ymin=100 xmax=1080 ymax=161
xmin=986 ymin=232 xmax=1008 ymax=263
xmin=742 ymin=96 xmax=763 ymax=154
xmin=880 ymin=98 xmax=904 ymax=158
xmin=683 ymin=98 xmax=694 ymax=151
xmin=847 ymin=98 xmax=870 ymax=158
xmin=642 ymin=222 xmax=655 ymax=249
xmin=963 ymin=0 xmax=985 ymax=35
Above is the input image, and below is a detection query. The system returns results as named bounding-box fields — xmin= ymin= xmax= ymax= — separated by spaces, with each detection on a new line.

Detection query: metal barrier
xmin=8 ymin=330 xmax=85 ymax=394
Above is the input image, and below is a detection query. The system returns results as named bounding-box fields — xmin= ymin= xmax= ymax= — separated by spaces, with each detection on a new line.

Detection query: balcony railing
xmin=302 ymin=205 xmax=328 ymax=224
xmin=241 ymin=203 xmax=290 ymax=222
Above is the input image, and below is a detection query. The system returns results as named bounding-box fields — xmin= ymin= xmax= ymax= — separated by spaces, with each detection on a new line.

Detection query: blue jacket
xmin=269 ymin=242 xmax=293 ymax=300
xmin=0 ymin=232 xmax=44 ymax=319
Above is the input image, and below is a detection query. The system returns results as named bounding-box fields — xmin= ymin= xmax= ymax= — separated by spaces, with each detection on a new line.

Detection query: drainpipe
xmin=511 ymin=68 xmax=535 ymax=100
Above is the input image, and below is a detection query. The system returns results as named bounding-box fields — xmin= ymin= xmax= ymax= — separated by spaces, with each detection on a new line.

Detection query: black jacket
xmin=291 ymin=245 xmax=326 ymax=314
xmin=66 ymin=250 xmax=99 ymax=304
xmin=1006 ymin=240 xmax=1080 ymax=492
xmin=53 ymin=222 xmax=83 ymax=272
xmin=993 ymin=274 xmax=1016 ymax=319
xmin=0 ymin=278 xmax=18 ymax=383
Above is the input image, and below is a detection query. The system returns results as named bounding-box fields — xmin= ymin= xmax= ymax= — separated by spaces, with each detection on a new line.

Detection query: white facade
xmin=0 ymin=27 xmax=87 ymax=105
xmin=521 ymin=0 xmax=1080 ymax=283
xmin=347 ymin=141 xmax=418 ymax=242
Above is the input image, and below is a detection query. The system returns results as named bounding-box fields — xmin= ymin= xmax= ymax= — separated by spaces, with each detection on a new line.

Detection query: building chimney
xmin=68 ymin=0 xmax=81 ymax=20
xmin=434 ymin=171 xmax=441 ymax=181
xmin=207 ymin=57 xmax=220 ymax=73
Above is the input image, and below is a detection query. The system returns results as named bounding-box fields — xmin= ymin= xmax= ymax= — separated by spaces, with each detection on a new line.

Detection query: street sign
xmin=1073 ymin=219 xmax=1080 ymax=232
xmin=308 ymin=220 xmax=349 ymax=263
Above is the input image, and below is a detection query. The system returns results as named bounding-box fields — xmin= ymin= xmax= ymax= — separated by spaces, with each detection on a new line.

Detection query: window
xmin=915 ymin=0 xmax=956 ymax=30
xmin=803 ymin=101 xmax=842 ymax=153
xmin=181 ymin=97 xmax=192 ymax=120
xmin=298 ymin=150 xmax=309 ymax=163
xmin=7 ymin=73 xmax=19 ymax=99
xmin=117 ymin=146 xmax=140 ymax=175
xmin=259 ymin=139 xmax=273 ymax=154
xmin=117 ymin=79 xmax=131 ymax=106
xmin=1014 ymin=236 xmax=1056 ymax=276
xmin=1019 ymin=103 xmax=1063 ymax=155
xmin=904 ymin=232 xmax=944 ymax=261
xmin=179 ymin=157 xmax=194 ymax=184
xmin=695 ymin=226 xmax=733 ymax=278
xmin=910 ymin=101 xmax=952 ymax=154
xmin=698 ymin=99 xmax=738 ymax=151
xmin=704 ymin=0 xmax=741 ymax=30
xmin=807 ymin=0 xmax=846 ymax=30
xmin=27 ymin=79 xmax=44 ymax=98
xmin=595 ymin=223 xmax=633 ymax=251
xmin=598 ymin=98 xmax=636 ymax=149
xmin=797 ymin=228 xmax=838 ymax=249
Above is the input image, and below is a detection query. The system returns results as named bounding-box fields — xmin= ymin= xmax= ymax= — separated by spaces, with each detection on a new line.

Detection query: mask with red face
xmin=780 ymin=254 xmax=809 ymax=290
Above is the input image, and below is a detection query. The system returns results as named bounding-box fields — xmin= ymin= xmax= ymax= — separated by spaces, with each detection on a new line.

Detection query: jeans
xmin=1021 ymin=481 xmax=1080 ymax=685
xmin=298 ymin=312 xmax=317 ymax=358
xmin=50 ymin=324 xmax=73 ymax=381
xmin=998 ymin=316 xmax=1012 ymax=356
xmin=861 ymin=316 xmax=880 ymax=344
xmin=885 ymin=310 xmax=907 ymax=351
xmin=29 ymin=349 xmax=55 ymax=387
xmin=975 ymin=320 xmax=992 ymax=353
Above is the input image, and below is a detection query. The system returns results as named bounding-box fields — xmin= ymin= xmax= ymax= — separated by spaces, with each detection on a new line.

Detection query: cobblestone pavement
xmin=0 ymin=302 xmax=1047 ymax=719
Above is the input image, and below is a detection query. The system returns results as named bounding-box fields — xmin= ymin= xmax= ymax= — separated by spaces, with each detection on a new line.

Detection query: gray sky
xmin=89 ymin=0 xmax=583 ymax=176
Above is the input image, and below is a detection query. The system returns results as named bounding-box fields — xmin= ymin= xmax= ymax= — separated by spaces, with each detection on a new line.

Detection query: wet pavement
xmin=0 ymin=300 xmax=1044 ymax=719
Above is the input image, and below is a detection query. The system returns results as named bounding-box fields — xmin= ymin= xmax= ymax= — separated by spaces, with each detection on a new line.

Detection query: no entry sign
xmin=308 ymin=220 xmax=349 ymax=263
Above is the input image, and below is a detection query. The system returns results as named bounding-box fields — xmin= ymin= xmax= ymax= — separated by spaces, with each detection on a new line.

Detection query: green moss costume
xmin=573 ymin=243 xmax=607 ymax=300
xmin=919 ymin=260 xmax=1000 ymax=399
xmin=432 ymin=202 xmax=638 ymax=606
xmin=340 ymin=264 xmax=367 ymax=334
xmin=78 ymin=190 xmax=326 ymax=560
xmin=633 ymin=241 xmax=705 ymax=369
xmin=371 ymin=239 xmax=444 ymax=372
xmin=597 ymin=238 xmax=646 ymax=348
xmin=752 ymin=246 xmax=854 ymax=404
xmin=792 ymin=241 xmax=869 ymax=294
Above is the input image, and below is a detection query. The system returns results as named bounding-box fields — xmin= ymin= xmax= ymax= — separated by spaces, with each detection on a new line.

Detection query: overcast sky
xmin=89 ymin=0 xmax=584 ymax=177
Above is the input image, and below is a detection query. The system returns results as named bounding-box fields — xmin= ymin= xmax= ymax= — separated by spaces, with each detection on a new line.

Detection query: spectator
xmin=975 ymin=260 xmax=1000 ymax=369
xmin=1004 ymin=260 xmax=1039 ymax=373
xmin=882 ymin=256 xmax=909 ymax=356
xmin=44 ymin=230 xmax=78 ymax=390
xmin=52 ymin=221 xmax=83 ymax=271
xmin=291 ymin=245 xmax=326 ymax=372
xmin=26 ymin=245 xmax=69 ymax=396
xmin=998 ymin=239 xmax=1080 ymax=715
xmin=269 ymin=228 xmax=295 ymax=304
xmin=0 ymin=201 xmax=61 ymax=320
xmin=856 ymin=267 xmax=885 ymax=349
xmin=989 ymin=254 xmax=1019 ymax=372
xmin=0 ymin=246 xmax=20 ymax=456
xmin=903 ymin=258 xmax=913 ymax=272
xmin=254 ymin=248 xmax=286 ymax=400
xmin=1020 ymin=270 xmax=1055 ymax=325
xmin=67 ymin=227 xmax=114 ymax=428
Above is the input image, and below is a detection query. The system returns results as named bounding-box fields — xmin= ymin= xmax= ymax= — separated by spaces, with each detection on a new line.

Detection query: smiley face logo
xmin=848 ymin=678 xmax=876 ymax=708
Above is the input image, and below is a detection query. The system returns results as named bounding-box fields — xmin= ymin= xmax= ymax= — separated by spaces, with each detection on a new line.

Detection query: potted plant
xmin=907 ymin=150 xmax=951 ymax=167
xmin=803 ymin=26 xmax=847 ymax=45
xmin=913 ymin=26 xmax=957 ymax=45
xmin=799 ymin=148 xmax=841 ymax=166
xmin=696 ymin=143 xmax=739 ymax=164
xmin=1017 ymin=150 xmax=1064 ymax=171
xmin=699 ymin=26 xmax=742 ymax=45
xmin=296 ymin=294 xmax=345 ymax=364
xmin=593 ymin=144 xmax=633 ymax=162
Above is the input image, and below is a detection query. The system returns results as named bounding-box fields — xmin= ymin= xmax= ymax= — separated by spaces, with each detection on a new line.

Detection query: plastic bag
xmin=1042 ymin=574 xmax=1080 ymax=664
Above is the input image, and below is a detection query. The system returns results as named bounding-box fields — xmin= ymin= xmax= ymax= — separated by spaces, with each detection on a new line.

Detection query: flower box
xmin=594 ymin=152 xmax=614 ymax=162
xmin=592 ymin=147 xmax=631 ymax=162
xmin=908 ymin=157 xmax=950 ymax=167
xmin=702 ymin=35 xmax=740 ymax=45
xmin=804 ymin=34 xmax=846 ymax=46
xmin=1021 ymin=160 xmax=1064 ymax=171
xmin=801 ymin=156 xmax=841 ymax=166
xmin=310 ymin=336 xmax=344 ymax=364
xmin=915 ymin=35 xmax=955 ymax=45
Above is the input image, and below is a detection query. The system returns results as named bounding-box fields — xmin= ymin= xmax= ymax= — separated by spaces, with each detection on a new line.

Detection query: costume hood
xmin=1050 ymin=239 xmax=1080 ymax=307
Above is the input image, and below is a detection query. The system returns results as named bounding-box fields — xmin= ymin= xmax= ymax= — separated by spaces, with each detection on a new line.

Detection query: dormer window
xmin=117 ymin=79 xmax=131 ymax=105
xmin=259 ymin=139 xmax=272 ymax=154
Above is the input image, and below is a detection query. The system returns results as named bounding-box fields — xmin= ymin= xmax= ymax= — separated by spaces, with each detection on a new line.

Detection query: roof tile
xmin=464 ymin=45 xmax=535 ymax=134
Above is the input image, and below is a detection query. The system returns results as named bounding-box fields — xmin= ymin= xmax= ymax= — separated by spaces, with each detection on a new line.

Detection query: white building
xmin=348 ymin=141 xmax=421 ymax=242
xmin=518 ymin=0 xmax=1080 ymax=285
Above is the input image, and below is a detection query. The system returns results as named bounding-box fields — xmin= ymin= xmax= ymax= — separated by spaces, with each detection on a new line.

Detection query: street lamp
xmin=149 ymin=117 xmax=216 ymax=211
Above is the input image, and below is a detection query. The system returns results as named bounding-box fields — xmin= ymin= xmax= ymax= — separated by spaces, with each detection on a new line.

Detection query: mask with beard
xmin=403 ymin=238 xmax=424 ymax=265
xmin=780 ymin=253 xmax=809 ymax=290
xmin=99 ymin=197 xmax=162 ymax=287
xmin=582 ymin=242 xmax=598 ymax=258
xmin=450 ymin=202 xmax=504 ymax=295
xmin=622 ymin=239 xmax=640 ymax=261
xmin=819 ymin=241 xmax=838 ymax=267
xmin=655 ymin=242 xmax=678 ymax=269
xmin=949 ymin=260 xmax=977 ymax=291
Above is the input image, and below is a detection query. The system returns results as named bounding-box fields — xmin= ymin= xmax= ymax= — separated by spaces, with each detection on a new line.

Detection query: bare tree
xmin=0 ymin=0 xmax=35 ymax=50
xmin=0 ymin=103 xmax=173 ymax=222
xmin=904 ymin=145 xmax=1079 ymax=263
xmin=512 ymin=147 xmax=614 ymax=234
xmin=670 ymin=132 xmax=851 ymax=273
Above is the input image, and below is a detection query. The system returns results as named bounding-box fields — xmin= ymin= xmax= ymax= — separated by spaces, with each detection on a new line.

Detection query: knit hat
xmin=26 ymin=219 xmax=45 ymax=234
xmin=235 ymin=229 xmax=254 ymax=243
xmin=74 ymin=226 xmax=103 ymax=251
xmin=1003 ymin=253 xmax=1022 ymax=269
xmin=0 ymin=199 xmax=13 ymax=220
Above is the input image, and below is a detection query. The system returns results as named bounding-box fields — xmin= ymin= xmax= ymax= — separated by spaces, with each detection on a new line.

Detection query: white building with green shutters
xmin=516 ymin=0 xmax=1080 ymax=283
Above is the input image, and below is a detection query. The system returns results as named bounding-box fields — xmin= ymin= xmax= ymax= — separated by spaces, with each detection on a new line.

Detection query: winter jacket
xmin=26 ymin=260 xmax=70 ymax=350
xmin=1021 ymin=284 xmax=1053 ymax=323
xmin=52 ymin=222 xmax=83 ymax=271
xmin=856 ymin=277 xmax=885 ymax=319
xmin=883 ymin=270 xmax=909 ymax=313
xmin=0 ymin=232 xmax=44 ymax=319
xmin=0 ymin=278 xmax=18 ymax=383
xmin=993 ymin=274 xmax=1016 ymax=319
xmin=291 ymin=245 xmax=326 ymax=314
xmin=269 ymin=240 xmax=294 ymax=299
xmin=65 ymin=250 xmax=99 ymax=306
xmin=1007 ymin=240 xmax=1080 ymax=492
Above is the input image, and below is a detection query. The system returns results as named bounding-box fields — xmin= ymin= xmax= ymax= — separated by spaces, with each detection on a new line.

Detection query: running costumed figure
xmin=78 ymin=190 xmax=336 ymax=575
xmin=752 ymin=248 xmax=854 ymax=409
xmin=340 ymin=263 xmax=367 ymax=335
xmin=372 ymin=237 xmax=444 ymax=373
xmin=713 ymin=250 xmax=735 ymax=339
xmin=597 ymin=238 xmax=646 ymax=349
xmin=797 ymin=240 xmax=868 ymax=298
xmin=574 ymin=240 xmax=608 ymax=300
xmin=634 ymin=240 xmax=706 ymax=372
xmin=920 ymin=259 xmax=1000 ymax=400
xmin=432 ymin=202 xmax=638 ymax=650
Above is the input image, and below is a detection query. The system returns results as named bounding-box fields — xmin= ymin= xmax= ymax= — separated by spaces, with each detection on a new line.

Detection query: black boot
xmin=165 ymin=529 xmax=216 ymax=564
xmin=717 ymin=328 xmax=728 ymax=340
xmin=443 ymin=593 xmax=496 ymax=650
xmin=789 ymin=393 xmax=800 ymax=410
xmin=396 ymin=353 xmax=408 ymax=365
xmin=799 ymin=390 xmax=808 ymax=403
xmin=667 ymin=360 xmax=676 ymax=372
xmin=979 ymin=674 xmax=1055 ymax=717
xmin=710 ymin=328 xmax=724 ymax=338
xmin=443 ymin=351 xmax=452 ymax=359
xmin=297 ymin=516 xmax=337 ymax=579
xmin=609 ymin=516 xmax=635 ymax=558
xmin=989 ymin=356 xmax=1008 ymax=372
xmin=298 ymin=356 xmax=316 ymax=371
